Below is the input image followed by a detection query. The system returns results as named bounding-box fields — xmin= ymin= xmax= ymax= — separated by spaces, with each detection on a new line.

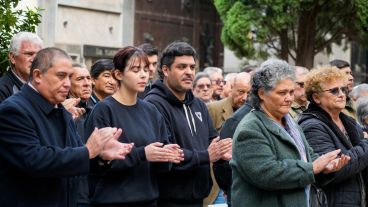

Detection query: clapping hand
xmin=99 ymin=129 xmax=134 ymax=161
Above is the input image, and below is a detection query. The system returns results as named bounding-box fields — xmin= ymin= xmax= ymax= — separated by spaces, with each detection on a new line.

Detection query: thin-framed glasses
xmin=211 ymin=79 xmax=226 ymax=85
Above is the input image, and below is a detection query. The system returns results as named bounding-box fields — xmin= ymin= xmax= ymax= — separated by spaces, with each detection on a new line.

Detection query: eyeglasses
xmin=295 ymin=82 xmax=304 ymax=88
xmin=197 ymin=84 xmax=211 ymax=90
xmin=211 ymin=79 xmax=226 ymax=85
xmin=323 ymin=86 xmax=349 ymax=96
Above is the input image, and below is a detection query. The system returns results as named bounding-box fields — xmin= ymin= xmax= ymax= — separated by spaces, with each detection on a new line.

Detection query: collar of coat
xmin=250 ymin=110 xmax=307 ymax=150
xmin=299 ymin=102 xmax=362 ymax=147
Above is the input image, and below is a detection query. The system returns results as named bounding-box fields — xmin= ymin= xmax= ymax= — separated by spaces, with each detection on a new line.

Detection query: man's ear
xmin=8 ymin=53 xmax=16 ymax=65
xmin=32 ymin=69 xmax=42 ymax=84
xmin=162 ymin=65 xmax=170 ymax=77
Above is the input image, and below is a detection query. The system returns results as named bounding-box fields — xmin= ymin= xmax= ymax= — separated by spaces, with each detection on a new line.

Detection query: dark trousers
xmin=157 ymin=200 xmax=202 ymax=207
xmin=91 ymin=200 xmax=157 ymax=207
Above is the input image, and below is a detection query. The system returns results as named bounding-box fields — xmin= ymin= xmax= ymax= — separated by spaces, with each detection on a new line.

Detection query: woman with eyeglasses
xmin=192 ymin=72 xmax=213 ymax=103
xmin=299 ymin=66 xmax=368 ymax=207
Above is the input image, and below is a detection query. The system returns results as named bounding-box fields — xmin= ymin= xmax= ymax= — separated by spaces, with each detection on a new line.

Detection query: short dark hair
xmin=158 ymin=41 xmax=197 ymax=80
xmin=138 ymin=43 xmax=158 ymax=56
xmin=329 ymin=59 xmax=350 ymax=69
xmin=113 ymin=46 xmax=149 ymax=73
xmin=30 ymin=47 xmax=70 ymax=80
xmin=90 ymin=59 xmax=114 ymax=79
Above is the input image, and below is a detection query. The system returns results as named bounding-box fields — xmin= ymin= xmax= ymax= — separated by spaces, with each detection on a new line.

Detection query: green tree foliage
xmin=0 ymin=0 xmax=41 ymax=74
xmin=214 ymin=0 xmax=368 ymax=68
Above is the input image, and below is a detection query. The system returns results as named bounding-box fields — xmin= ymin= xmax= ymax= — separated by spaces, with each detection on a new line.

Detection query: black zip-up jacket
xmin=299 ymin=103 xmax=368 ymax=207
xmin=145 ymin=80 xmax=218 ymax=203
xmin=0 ymin=84 xmax=89 ymax=207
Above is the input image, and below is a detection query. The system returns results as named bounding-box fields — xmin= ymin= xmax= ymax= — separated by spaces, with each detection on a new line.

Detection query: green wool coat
xmin=231 ymin=110 xmax=318 ymax=207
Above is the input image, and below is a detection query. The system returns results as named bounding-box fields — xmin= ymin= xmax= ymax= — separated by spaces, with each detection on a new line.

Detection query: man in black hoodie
xmin=145 ymin=41 xmax=232 ymax=207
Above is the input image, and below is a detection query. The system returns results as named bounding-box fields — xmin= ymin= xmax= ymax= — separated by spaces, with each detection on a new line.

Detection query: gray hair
xmin=356 ymin=97 xmax=368 ymax=127
xmin=30 ymin=47 xmax=71 ymax=80
xmin=295 ymin=66 xmax=309 ymax=76
xmin=72 ymin=62 xmax=87 ymax=69
xmin=250 ymin=59 xmax=295 ymax=108
xmin=351 ymin=84 xmax=368 ymax=100
xmin=193 ymin=72 xmax=210 ymax=88
xmin=203 ymin=67 xmax=223 ymax=77
xmin=9 ymin=32 xmax=43 ymax=55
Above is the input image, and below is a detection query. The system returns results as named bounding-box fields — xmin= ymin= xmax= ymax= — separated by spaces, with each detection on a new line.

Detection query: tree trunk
xmin=280 ymin=28 xmax=289 ymax=61
xmin=295 ymin=9 xmax=317 ymax=69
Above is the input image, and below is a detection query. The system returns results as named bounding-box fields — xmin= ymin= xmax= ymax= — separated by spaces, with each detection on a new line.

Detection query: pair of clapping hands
xmin=208 ymin=137 xmax=233 ymax=162
xmin=313 ymin=149 xmax=351 ymax=174
xmin=86 ymin=127 xmax=185 ymax=163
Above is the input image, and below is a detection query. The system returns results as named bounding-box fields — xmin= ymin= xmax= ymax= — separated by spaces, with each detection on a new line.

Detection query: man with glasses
xmin=290 ymin=66 xmax=309 ymax=120
xmin=192 ymin=72 xmax=213 ymax=103
xmin=204 ymin=67 xmax=225 ymax=101
xmin=330 ymin=59 xmax=356 ymax=119
xmin=0 ymin=32 xmax=42 ymax=103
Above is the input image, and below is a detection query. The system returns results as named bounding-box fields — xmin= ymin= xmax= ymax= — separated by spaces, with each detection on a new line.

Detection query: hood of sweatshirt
xmin=147 ymin=79 xmax=194 ymax=107
xmin=146 ymin=80 xmax=201 ymax=136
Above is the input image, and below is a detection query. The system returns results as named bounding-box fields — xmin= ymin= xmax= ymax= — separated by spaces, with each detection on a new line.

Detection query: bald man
xmin=207 ymin=72 xmax=251 ymax=132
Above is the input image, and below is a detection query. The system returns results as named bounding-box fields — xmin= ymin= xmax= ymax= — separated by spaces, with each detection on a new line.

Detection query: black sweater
xmin=84 ymin=96 xmax=169 ymax=205
xmin=144 ymin=80 xmax=218 ymax=203
xmin=299 ymin=103 xmax=368 ymax=207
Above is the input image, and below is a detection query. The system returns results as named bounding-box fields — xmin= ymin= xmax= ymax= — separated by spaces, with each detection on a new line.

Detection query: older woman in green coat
xmin=231 ymin=59 xmax=350 ymax=207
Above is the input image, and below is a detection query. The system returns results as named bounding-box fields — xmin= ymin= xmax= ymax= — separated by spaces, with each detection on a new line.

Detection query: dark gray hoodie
xmin=145 ymin=80 xmax=218 ymax=203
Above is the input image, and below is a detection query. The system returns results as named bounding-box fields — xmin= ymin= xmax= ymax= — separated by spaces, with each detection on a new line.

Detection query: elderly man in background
xmin=330 ymin=59 xmax=356 ymax=119
xmin=351 ymin=83 xmax=368 ymax=102
xmin=192 ymin=72 xmax=213 ymax=103
xmin=0 ymin=47 xmax=132 ymax=207
xmin=289 ymin=66 xmax=309 ymax=120
xmin=220 ymin=72 xmax=237 ymax=99
xmin=204 ymin=67 xmax=225 ymax=101
xmin=69 ymin=63 xmax=93 ymax=132
xmin=69 ymin=63 xmax=93 ymax=207
xmin=0 ymin=31 xmax=42 ymax=103
xmin=207 ymin=72 xmax=251 ymax=132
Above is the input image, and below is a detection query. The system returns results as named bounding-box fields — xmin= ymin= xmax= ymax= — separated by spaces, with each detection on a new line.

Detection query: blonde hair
xmin=305 ymin=66 xmax=346 ymax=103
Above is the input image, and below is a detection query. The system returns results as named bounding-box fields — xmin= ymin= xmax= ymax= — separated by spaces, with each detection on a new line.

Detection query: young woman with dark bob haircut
xmin=85 ymin=46 xmax=184 ymax=207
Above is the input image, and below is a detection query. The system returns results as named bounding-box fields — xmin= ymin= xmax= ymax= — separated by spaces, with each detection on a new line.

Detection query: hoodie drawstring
xmin=183 ymin=104 xmax=197 ymax=136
